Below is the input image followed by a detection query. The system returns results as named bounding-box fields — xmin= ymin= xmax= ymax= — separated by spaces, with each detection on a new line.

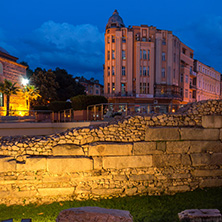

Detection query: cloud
xmin=20 ymin=21 xmax=105 ymax=76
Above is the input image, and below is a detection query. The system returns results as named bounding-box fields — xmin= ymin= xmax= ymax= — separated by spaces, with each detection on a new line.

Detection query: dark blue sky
xmin=1 ymin=0 xmax=222 ymax=83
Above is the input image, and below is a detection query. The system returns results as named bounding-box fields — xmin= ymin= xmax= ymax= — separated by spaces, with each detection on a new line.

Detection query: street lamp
xmin=22 ymin=78 xmax=29 ymax=86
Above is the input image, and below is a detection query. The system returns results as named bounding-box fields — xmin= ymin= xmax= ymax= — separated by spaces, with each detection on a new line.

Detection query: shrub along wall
xmin=0 ymin=100 xmax=221 ymax=206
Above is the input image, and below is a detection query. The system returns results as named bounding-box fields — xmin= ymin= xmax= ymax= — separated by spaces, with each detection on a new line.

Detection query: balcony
xmin=190 ymin=84 xmax=197 ymax=90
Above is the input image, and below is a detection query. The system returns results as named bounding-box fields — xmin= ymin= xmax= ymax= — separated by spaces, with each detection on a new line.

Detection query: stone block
xmin=133 ymin=142 xmax=163 ymax=155
xmin=53 ymin=144 xmax=84 ymax=156
xmin=56 ymin=207 xmax=133 ymax=222
xmin=152 ymin=154 xmax=181 ymax=167
xmin=103 ymin=156 xmax=152 ymax=169
xmin=14 ymin=190 xmax=38 ymax=198
xmin=93 ymin=157 xmax=103 ymax=169
xmin=192 ymin=169 xmax=222 ymax=177
xmin=180 ymin=128 xmax=219 ymax=141
xmin=190 ymin=153 xmax=211 ymax=166
xmin=0 ymin=157 xmax=16 ymax=172
xmin=47 ymin=157 xmax=93 ymax=173
xmin=88 ymin=143 xmax=132 ymax=156
xmin=16 ymin=157 xmax=47 ymax=171
xmin=190 ymin=141 xmax=222 ymax=153
xmin=38 ymin=187 xmax=74 ymax=196
xmin=220 ymin=129 xmax=222 ymax=141
xmin=200 ymin=179 xmax=222 ymax=188
xmin=166 ymin=141 xmax=190 ymax=153
xmin=211 ymin=153 xmax=222 ymax=165
xmin=178 ymin=209 xmax=222 ymax=222
xmin=156 ymin=142 xmax=166 ymax=152
xmin=202 ymin=115 xmax=222 ymax=128
xmin=181 ymin=154 xmax=192 ymax=166
xmin=145 ymin=127 xmax=180 ymax=141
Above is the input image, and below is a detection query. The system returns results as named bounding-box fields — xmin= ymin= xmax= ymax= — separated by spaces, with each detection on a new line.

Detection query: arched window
xmin=0 ymin=62 xmax=3 ymax=75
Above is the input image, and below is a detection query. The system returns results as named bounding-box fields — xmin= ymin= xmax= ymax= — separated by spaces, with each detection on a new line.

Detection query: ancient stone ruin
xmin=0 ymin=99 xmax=221 ymax=205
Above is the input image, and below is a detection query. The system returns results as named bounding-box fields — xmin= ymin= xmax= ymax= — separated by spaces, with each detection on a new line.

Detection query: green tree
xmin=30 ymin=68 xmax=59 ymax=106
xmin=54 ymin=67 xmax=85 ymax=101
xmin=20 ymin=61 xmax=33 ymax=78
xmin=22 ymin=85 xmax=41 ymax=110
xmin=0 ymin=79 xmax=19 ymax=116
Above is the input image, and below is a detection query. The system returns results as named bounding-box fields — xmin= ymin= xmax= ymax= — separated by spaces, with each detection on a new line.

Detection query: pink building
xmin=104 ymin=10 xmax=221 ymax=105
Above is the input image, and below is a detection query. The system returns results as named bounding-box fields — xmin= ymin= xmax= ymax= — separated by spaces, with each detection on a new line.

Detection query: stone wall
xmin=0 ymin=100 xmax=221 ymax=205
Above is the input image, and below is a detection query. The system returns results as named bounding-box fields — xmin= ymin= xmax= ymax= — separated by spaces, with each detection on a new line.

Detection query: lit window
xmin=112 ymin=36 xmax=115 ymax=43
xmin=185 ymin=75 xmax=188 ymax=83
xmin=112 ymin=50 xmax=115 ymax=59
xmin=0 ymin=93 xmax=4 ymax=107
xmin=143 ymin=50 xmax=147 ymax=59
xmin=162 ymin=52 xmax=166 ymax=61
xmin=143 ymin=67 xmax=146 ymax=76
xmin=112 ymin=66 xmax=115 ymax=76
xmin=112 ymin=82 xmax=115 ymax=92
xmin=122 ymin=50 xmax=126 ymax=59
xmin=161 ymin=68 xmax=165 ymax=78
xmin=185 ymin=89 xmax=188 ymax=98
xmin=122 ymin=66 xmax=125 ymax=76
xmin=121 ymin=83 xmax=126 ymax=94
xmin=143 ymin=83 xmax=146 ymax=93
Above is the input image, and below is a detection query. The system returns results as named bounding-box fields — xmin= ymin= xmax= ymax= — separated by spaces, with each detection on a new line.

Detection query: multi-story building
xmin=194 ymin=60 xmax=220 ymax=101
xmin=75 ymin=76 xmax=104 ymax=96
xmin=104 ymin=10 xmax=221 ymax=104
xmin=0 ymin=47 xmax=28 ymax=115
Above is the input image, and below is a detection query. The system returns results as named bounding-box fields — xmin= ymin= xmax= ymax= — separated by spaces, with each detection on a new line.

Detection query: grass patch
xmin=0 ymin=187 xmax=222 ymax=221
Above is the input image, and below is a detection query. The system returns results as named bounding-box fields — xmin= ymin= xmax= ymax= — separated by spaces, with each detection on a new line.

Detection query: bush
xmin=33 ymin=105 xmax=48 ymax=110
xmin=48 ymin=101 xmax=72 ymax=112
xmin=71 ymin=95 xmax=107 ymax=110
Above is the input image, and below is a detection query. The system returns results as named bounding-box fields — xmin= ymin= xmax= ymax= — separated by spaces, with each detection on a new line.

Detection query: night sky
xmin=1 ymin=0 xmax=222 ymax=83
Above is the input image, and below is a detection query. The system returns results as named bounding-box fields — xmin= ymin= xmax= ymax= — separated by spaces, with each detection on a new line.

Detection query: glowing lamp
xmin=22 ymin=78 xmax=29 ymax=86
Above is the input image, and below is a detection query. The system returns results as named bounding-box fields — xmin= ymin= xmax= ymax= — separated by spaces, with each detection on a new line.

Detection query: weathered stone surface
xmin=17 ymin=157 xmax=47 ymax=171
xmin=190 ymin=153 xmax=211 ymax=166
xmin=103 ymin=156 xmax=152 ymax=169
xmin=178 ymin=209 xmax=222 ymax=222
xmin=38 ymin=187 xmax=74 ymax=196
xmin=153 ymin=154 xmax=181 ymax=167
xmin=166 ymin=141 xmax=190 ymax=153
xmin=192 ymin=169 xmax=222 ymax=177
xmin=129 ymin=174 xmax=153 ymax=181
xmin=56 ymin=207 xmax=133 ymax=222
xmin=89 ymin=143 xmax=132 ymax=156
xmin=133 ymin=142 xmax=163 ymax=155
xmin=202 ymin=115 xmax=222 ymax=129
xmin=47 ymin=157 xmax=93 ymax=173
xmin=53 ymin=144 xmax=84 ymax=156
xmin=91 ymin=188 xmax=123 ymax=196
xmin=145 ymin=127 xmax=180 ymax=141
xmin=180 ymin=128 xmax=219 ymax=141
xmin=190 ymin=141 xmax=222 ymax=153
xmin=168 ymin=185 xmax=190 ymax=192
xmin=200 ymin=179 xmax=222 ymax=188
xmin=0 ymin=157 xmax=16 ymax=172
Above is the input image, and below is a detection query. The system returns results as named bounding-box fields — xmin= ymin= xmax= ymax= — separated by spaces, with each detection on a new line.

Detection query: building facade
xmin=0 ymin=47 xmax=28 ymax=115
xmin=104 ymin=10 xmax=221 ymax=104
xmin=75 ymin=76 xmax=104 ymax=96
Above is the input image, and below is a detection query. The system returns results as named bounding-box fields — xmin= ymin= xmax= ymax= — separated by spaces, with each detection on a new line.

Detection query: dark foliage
xmin=71 ymin=95 xmax=107 ymax=110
